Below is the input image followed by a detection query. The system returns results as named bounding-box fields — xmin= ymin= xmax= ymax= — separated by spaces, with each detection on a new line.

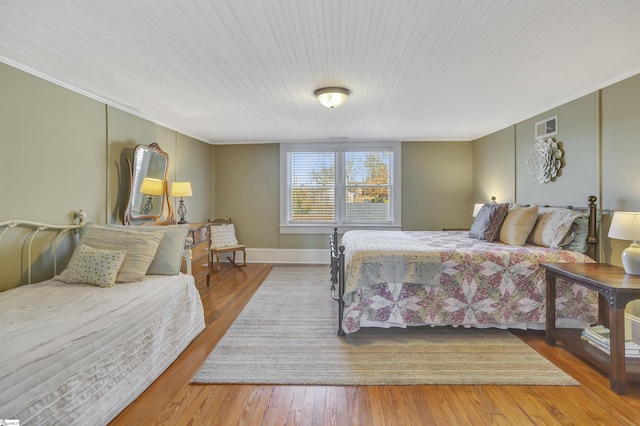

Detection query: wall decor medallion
xmin=527 ymin=137 xmax=563 ymax=183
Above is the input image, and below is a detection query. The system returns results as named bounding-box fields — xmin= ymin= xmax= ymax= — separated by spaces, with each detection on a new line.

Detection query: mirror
xmin=123 ymin=143 xmax=173 ymax=225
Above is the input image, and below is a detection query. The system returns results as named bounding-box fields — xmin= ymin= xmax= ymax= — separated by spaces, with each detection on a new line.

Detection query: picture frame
xmin=535 ymin=115 xmax=558 ymax=139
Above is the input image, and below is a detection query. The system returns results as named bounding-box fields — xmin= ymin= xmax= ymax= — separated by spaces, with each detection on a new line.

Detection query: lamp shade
xmin=608 ymin=212 xmax=640 ymax=242
xmin=314 ymin=87 xmax=350 ymax=108
xmin=608 ymin=211 xmax=640 ymax=275
xmin=139 ymin=177 xmax=164 ymax=196
xmin=171 ymin=182 xmax=193 ymax=198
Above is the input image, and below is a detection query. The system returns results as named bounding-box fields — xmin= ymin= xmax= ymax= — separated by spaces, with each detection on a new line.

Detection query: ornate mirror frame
xmin=123 ymin=143 xmax=174 ymax=225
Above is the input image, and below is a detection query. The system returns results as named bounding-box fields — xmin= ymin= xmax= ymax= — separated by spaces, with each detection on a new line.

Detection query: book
xmin=581 ymin=336 xmax=640 ymax=358
xmin=582 ymin=326 xmax=610 ymax=344
xmin=581 ymin=326 xmax=640 ymax=357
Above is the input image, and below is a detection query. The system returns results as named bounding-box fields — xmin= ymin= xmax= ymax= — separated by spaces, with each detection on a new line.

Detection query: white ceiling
xmin=1 ymin=1 xmax=639 ymax=144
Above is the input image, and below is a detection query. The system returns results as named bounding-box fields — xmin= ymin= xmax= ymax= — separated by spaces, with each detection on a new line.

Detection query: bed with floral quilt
xmin=330 ymin=196 xmax=600 ymax=335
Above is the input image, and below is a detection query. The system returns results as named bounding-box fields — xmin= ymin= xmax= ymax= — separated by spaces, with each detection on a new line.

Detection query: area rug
xmin=192 ymin=265 xmax=578 ymax=386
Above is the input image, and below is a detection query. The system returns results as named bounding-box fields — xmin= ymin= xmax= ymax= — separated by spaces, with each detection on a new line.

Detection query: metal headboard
xmin=0 ymin=210 xmax=86 ymax=284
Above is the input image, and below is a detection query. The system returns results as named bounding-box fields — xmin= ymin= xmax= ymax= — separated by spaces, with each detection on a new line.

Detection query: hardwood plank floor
xmin=110 ymin=264 xmax=640 ymax=425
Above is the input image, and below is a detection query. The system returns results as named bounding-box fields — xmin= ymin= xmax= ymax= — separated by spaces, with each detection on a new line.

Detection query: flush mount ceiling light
xmin=314 ymin=87 xmax=350 ymax=108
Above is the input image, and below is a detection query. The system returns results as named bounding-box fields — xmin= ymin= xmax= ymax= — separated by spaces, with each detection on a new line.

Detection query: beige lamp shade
xmin=140 ymin=177 xmax=164 ymax=196
xmin=609 ymin=212 xmax=640 ymax=241
xmin=608 ymin=211 xmax=640 ymax=275
xmin=171 ymin=182 xmax=193 ymax=198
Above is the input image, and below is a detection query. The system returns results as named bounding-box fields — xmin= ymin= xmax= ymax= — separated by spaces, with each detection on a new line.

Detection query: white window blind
xmin=344 ymin=151 xmax=390 ymax=222
xmin=280 ymin=141 xmax=401 ymax=233
xmin=288 ymin=152 xmax=335 ymax=222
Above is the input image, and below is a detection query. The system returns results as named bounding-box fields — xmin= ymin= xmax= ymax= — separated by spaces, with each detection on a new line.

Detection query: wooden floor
xmin=110 ymin=264 xmax=640 ymax=425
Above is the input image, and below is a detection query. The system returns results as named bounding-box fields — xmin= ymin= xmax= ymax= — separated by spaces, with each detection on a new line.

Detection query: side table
xmin=540 ymin=262 xmax=640 ymax=394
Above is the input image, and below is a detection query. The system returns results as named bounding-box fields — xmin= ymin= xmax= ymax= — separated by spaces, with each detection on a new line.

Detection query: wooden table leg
xmin=545 ymin=271 xmax=557 ymax=346
xmin=608 ymin=304 xmax=628 ymax=394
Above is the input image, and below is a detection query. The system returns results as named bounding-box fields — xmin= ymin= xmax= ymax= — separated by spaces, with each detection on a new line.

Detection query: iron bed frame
xmin=330 ymin=195 xmax=600 ymax=336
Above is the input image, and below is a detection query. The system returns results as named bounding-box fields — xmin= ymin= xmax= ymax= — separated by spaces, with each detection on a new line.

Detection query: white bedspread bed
xmin=0 ymin=273 xmax=205 ymax=425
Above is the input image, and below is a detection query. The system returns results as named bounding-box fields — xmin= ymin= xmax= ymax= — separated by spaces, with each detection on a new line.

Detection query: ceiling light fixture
xmin=314 ymin=87 xmax=350 ymax=108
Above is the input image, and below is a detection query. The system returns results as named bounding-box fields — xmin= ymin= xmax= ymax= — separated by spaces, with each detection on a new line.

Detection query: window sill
xmin=280 ymin=224 xmax=403 ymax=235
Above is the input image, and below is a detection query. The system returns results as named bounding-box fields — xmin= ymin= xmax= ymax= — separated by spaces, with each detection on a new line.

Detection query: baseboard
xmin=222 ymin=248 xmax=329 ymax=265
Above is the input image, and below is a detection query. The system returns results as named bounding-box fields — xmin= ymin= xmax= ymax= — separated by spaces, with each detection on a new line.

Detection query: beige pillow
xmin=80 ymin=224 xmax=164 ymax=282
xmin=57 ymin=244 xmax=126 ymax=287
xmin=107 ymin=224 xmax=190 ymax=275
xmin=499 ymin=205 xmax=539 ymax=246
xmin=528 ymin=207 xmax=583 ymax=248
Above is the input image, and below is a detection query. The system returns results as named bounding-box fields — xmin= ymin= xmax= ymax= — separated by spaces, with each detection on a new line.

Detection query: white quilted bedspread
xmin=0 ymin=274 xmax=205 ymax=425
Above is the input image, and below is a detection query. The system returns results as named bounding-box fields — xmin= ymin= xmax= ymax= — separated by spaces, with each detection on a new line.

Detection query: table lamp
xmin=608 ymin=211 xmax=640 ymax=275
xmin=472 ymin=197 xmax=497 ymax=217
xmin=139 ymin=177 xmax=164 ymax=214
xmin=171 ymin=182 xmax=193 ymax=224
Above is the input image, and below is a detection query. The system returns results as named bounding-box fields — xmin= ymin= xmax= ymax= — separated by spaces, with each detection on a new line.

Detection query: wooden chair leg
xmin=226 ymin=249 xmax=246 ymax=268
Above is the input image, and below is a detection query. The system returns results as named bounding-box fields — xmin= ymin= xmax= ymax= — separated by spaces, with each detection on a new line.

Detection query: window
xmin=280 ymin=141 xmax=401 ymax=234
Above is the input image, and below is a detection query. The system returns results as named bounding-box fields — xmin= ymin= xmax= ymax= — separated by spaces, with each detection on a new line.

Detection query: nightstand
xmin=541 ymin=262 xmax=640 ymax=394
xmin=181 ymin=223 xmax=211 ymax=287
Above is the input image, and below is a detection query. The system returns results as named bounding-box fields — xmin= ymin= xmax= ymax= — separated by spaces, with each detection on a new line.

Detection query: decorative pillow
xmin=527 ymin=207 xmax=584 ymax=249
xmin=469 ymin=203 xmax=509 ymax=241
xmin=484 ymin=203 xmax=510 ymax=242
xmin=210 ymin=224 xmax=239 ymax=248
xmin=499 ymin=205 xmax=539 ymax=246
xmin=564 ymin=213 xmax=601 ymax=254
xmin=57 ymin=244 xmax=126 ymax=287
xmin=80 ymin=224 xmax=164 ymax=282
xmin=107 ymin=224 xmax=190 ymax=275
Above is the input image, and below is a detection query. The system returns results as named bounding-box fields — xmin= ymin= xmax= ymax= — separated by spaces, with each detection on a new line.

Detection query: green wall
xmin=212 ymin=141 xmax=474 ymax=250
xmin=0 ymin=63 xmax=213 ymax=291
xmin=2 ymin=59 xmax=638 ymax=294
xmin=473 ymin=72 xmax=640 ymax=266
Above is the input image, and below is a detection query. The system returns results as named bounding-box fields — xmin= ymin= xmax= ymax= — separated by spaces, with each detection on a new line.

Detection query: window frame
xmin=279 ymin=141 xmax=402 ymax=234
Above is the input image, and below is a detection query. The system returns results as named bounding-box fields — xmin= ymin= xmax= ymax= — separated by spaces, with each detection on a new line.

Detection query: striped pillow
xmin=79 ymin=224 xmax=163 ymax=282
xmin=499 ymin=205 xmax=539 ymax=246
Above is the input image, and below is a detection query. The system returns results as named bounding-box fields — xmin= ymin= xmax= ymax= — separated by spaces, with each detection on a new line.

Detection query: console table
xmin=540 ymin=262 xmax=640 ymax=394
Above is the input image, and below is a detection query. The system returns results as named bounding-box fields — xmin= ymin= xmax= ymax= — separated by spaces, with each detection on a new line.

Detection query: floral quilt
xmin=340 ymin=230 xmax=598 ymax=334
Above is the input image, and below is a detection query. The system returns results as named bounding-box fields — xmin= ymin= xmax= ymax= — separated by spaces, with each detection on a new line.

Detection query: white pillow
xmin=57 ymin=244 xmax=126 ymax=287
xmin=527 ymin=207 xmax=583 ymax=248
xmin=80 ymin=224 xmax=164 ymax=282
xmin=210 ymin=224 xmax=239 ymax=248
xmin=107 ymin=224 xmax=190 ymax=275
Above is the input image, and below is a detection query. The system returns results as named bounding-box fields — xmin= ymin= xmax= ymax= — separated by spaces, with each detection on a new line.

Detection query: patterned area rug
xmin=191 ymin=265 xmax=578 ymax=386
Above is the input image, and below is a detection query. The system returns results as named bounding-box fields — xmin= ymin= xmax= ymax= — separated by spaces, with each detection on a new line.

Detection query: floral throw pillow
xmin=57 ymin=244 xmax=126 ymax=287
xmin=484 ymin=203 xmax=510 ymax=242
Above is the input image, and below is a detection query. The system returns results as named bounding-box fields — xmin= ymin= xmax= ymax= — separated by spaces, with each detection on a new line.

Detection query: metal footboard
xmin=329 ymin=227 xmax=345 ymax=336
